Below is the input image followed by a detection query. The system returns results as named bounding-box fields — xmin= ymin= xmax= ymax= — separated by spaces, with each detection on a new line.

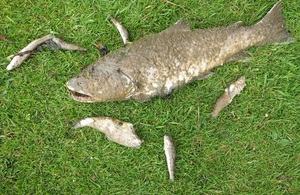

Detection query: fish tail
xmin=256 ymin=1 xmax=294 ymax=45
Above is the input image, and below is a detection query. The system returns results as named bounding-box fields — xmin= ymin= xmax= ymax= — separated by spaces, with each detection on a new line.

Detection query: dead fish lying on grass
xmin=73 ymin=117 xmax=143 ymax=148
xmin=164 ymin=135 xmax=176 ymax=182
xmin=108 ymin=14 xmax=130 ymax=45
xmin=211 ymin=76 xmax=246 ymax=118
xmin=7 ymin=34 xmax=86 ymax=71
xmin=67 ymin=1 xmax=293 ymax=103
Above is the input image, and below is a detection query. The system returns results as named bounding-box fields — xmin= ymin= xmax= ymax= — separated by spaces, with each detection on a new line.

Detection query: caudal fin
xmin=257 ymin=1 xmax=294 ymax=44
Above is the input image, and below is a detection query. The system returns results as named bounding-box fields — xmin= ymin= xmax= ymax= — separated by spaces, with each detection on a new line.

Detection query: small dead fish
xmin=51 ymin=37 xmax=87 ymax=51
xmin=67 ymin=1 xmax=293 ymax=103
xmin=211 ymin=76 xmax=246 ymax=118
xmin=73 ymin=117 xmax=143 ymax=148
xmin=7 ymin=35 xmax=86 ymax=71
xmin=164 ymin=135 xmax=176 ymax=182
xmin=108 ymin=14 xmax=130 ymax=45
xmin=7 ymin=34 xmax=54 ymax=70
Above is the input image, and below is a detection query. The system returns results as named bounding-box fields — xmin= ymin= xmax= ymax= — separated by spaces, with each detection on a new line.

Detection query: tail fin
xmin=256 ymin=1 xmax=294 ymax=44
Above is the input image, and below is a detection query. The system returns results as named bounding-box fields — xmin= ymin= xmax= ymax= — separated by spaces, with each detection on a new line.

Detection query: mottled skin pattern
xmin=67 ymin=1 xmax=292 ymax=103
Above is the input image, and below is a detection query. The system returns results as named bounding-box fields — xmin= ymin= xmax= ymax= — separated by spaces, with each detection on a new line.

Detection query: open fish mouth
xmin=67 ymin=85 xmax=97 ymax=103
xmin=69 ymin=91 xmax=95 ymax=102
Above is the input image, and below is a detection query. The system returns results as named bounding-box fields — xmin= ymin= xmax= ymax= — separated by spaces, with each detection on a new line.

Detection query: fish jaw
xmin=66 ymin=64 xmax=136 ymax=102
xmin=66 ymin=79 xmax=98 ymax=103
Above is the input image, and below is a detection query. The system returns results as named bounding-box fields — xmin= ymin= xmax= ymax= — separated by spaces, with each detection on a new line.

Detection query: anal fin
xmin=196 ymin=71 xmax=214 ymax=80
xmin=226 ymin=51 xmax=252 ymax=63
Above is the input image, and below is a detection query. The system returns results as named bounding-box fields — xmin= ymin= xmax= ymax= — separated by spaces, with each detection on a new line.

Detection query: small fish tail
xmin=256 ymin=1 xmax=294 ymax=45
xmin=170 ymin=174 xmax=175 ymax=182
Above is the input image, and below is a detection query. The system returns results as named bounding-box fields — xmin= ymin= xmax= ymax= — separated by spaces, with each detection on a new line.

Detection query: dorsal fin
xmin=227 ymin=21 xmax=243 ymax=29
xmin=162 ymin=18 xmax=191 ymax=34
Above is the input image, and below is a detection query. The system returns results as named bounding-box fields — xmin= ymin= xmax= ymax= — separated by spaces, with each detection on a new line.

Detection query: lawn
xmin=1 ymin=0 xmax=299 ymax=194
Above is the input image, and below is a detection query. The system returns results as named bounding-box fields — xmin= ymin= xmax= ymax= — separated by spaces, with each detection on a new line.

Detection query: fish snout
xmin=66 ymin=78 xmax=96 ymax=102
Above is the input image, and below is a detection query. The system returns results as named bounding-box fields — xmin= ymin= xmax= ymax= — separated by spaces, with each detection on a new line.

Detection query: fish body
xmin=67 ymin=1 xmax=293 ymax=103
xmin=212 ymin=76 xmax=246 ymax=117
xmin=73 ymin=117 xmax=143 ymax=148
xmin=7 ymin=35 xmax=54 ymax=70
xmin=164 ymin=135 xmax=176 ymax=182
xmin=7 ymin=35 xmax=86 ymax=71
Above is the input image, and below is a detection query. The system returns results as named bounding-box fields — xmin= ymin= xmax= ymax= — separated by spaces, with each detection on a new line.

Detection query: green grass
xmin=1 ymin=0 xmax=299 ymax=194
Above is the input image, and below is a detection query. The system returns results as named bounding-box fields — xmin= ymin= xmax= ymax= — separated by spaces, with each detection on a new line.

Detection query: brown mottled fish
xmin=73 ymin=117 xmax=143 ymax=148
xmin=211 ymin=76 xmax=246 ymax=118
xmin=164 ymin=135 xmax=176 ymax=182
xmin=66 ymin=1 xmax=293 ymax=103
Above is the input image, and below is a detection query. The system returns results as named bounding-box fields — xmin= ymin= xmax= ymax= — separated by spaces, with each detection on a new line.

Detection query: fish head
xmin=66 ymin=63 xmax=136 ymax=102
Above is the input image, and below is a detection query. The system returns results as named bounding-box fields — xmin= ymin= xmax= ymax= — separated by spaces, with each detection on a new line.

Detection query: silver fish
xmin=211 ymin=76 xmax=246 ymax=118
xmin=73 ymin=117 xmax=143 ymax=148
xmin=7 ymin=35 xmax=54 ymax=70
xmin=7 ymin=35 xmax=86 ymax=71
xmin=51 ymin=37 xmax=87 ymax=51
xmin=164 ymin=135 xmax=176 ymax=182
xmin=66 ymin=1 xmax=293 ymax=103
xmin=108 ymin=14 xmax=130 ymax=45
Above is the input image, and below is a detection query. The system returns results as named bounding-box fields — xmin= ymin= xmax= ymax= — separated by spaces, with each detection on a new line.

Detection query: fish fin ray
xmin=132 ymin=93 xmax=152 ymax=102
xmin=162 ymin=18 xmax=191 ymax=34
xmin=196 ymin=71 xmax=214 ymax=80
xmin=256 ymin=1 xmax=294 ymax=44
xmin=227 ymin=21 xmax=243 ymax=29
xmin=226 ymin=51 xmax=252 ymax=63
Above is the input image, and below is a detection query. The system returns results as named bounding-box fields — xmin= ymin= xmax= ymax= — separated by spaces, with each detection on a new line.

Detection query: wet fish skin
xmin=67 ymin=1 xmax=293 ymax=103
xmin=212 ymin=76 xmax=246 ymax=118
xmin=164 ymin=135 xmax=176 ymax=182
xmin=73 ymin=117 xmax=143 ymax=148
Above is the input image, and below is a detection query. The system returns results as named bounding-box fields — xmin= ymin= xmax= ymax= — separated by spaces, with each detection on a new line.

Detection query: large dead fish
xmin=67 ymin=1 xmax=293 ymax=103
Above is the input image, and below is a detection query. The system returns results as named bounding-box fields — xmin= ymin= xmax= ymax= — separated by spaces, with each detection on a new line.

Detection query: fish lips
xmin=66 ymin=81 xmax=97 ymax=103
